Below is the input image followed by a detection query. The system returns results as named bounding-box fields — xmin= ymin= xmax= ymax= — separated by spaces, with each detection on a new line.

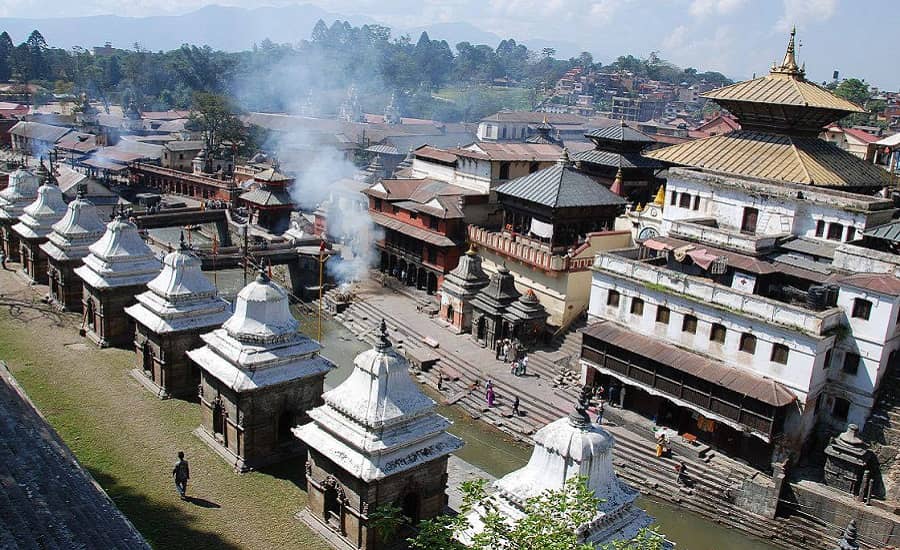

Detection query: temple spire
xmin=772 ymin=26 xmax=802 ymax=78
xmin=610 ymin=167 xmax=624 ymax=197
xmin=375 ymin=319 xmax=392 ymax=351
xmin=568 ymin=385 xmax=593 ymax=428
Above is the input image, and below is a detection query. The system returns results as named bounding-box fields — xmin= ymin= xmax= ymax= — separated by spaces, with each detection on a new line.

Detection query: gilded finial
xmin=773 ymin=25 xmax=801 ymax=77
xmin=466 ymin=242 xmax=477 ymax=256
xmin=653 ymin=184 xmax=666 ymax=206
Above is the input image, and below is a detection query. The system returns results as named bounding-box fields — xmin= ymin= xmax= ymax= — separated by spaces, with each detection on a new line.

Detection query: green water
xmin=191 ymin=260 xmax=776 ymax=550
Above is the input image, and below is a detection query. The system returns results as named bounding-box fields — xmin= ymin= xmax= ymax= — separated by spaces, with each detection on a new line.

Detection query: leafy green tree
xmin=833 ymin=78 xmax=870 ymax=107
xmin=0 ymin=31 xmax=13 ymax=81
xmin=189 ymin=92 xmax=246 ymax=160
xmin=369 ymin=503 xmax=406 ymax=545
xmin=408 ymin=477 xmax=664 ymax=550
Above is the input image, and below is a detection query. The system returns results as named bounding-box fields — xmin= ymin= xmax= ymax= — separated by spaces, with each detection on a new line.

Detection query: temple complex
xmin=125 ymin=238 xmax=230 ymax=399
xmin=41 ymin=189 xmax=107 ymax=310
xmin=295 ymin=321 xmax=463 ymax=549
xmin=0 ymin=167 xmax=40 ymax=262
xmin=462 ymin=387 xmax=655 ymax=548
xmin=239 ymin=166 xmax=295 ymax=234
xmin=12 ymin=179 xmax=68 ymax=284
xmin=438 ymin=245 xmax=490 ymax=333
xmin=74 ymin=216 xmax=161 ymax=348
xmin=187 ymin=272 xmax=334 ymax=472
xmin=468 ymin=149 xmax=629 ymax=330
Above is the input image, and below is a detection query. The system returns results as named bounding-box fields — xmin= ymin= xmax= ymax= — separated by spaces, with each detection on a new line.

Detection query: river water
xmin=149 ymin=228 xmax=777 ymax=550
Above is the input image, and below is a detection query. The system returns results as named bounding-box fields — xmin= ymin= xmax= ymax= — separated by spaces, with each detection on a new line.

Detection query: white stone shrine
xmin=125 ymin=238 xmax=230 ymax=398
xmin=0 ymin=167 xmax=40 ymax=262
xmin=12 ymin=181 xmax=68 ymax=283
xmin=464 ymin=386 xmax=656 ymax=547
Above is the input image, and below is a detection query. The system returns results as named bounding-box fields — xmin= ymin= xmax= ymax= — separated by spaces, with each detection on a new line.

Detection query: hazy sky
xmin=2 ymin=0 xmax=898 ymax=89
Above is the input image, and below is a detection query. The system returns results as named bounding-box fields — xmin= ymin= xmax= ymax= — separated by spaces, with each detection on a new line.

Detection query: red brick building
xmin=364 ymin=178 xmax=482 ymax=293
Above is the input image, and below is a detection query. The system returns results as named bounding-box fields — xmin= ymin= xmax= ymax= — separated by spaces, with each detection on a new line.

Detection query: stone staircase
xmin=330 ymin=297 xmax=850 ymax=549
xmin=862 ymin=366 xmax=900 ymax=500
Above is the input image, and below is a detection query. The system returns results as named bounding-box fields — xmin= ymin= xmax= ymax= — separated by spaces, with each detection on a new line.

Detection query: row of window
xmin=670 ymin=191 xmax=700 ymax=211
xmin=814 ymin=219 xmax=857 ymax=242
xmin=608 ymin=290 xmax=789 ymax=364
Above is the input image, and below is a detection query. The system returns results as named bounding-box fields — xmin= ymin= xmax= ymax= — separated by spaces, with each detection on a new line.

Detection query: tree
xmin=0 ymin=31 xmax=13 ymax=81
xmin=408 ymin=477 xmax=665 ymax=550
xmin=833 ymin=78 xmax=870 ymax=108
xmin=189 ymin=92 xmax=246 ymax=159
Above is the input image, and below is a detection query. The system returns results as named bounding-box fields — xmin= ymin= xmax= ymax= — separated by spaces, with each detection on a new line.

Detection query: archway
xmin=142 ymin=343 xmax=154 ymax=381
xmin=401 ymin=492 xmax=421 ymax=525
xmin=417 ymin=267 xmax=427 ymax=290
xmin=475 ymin=317 xmax=485 ymax=341
xmin=446 ymin=302 xmax=454 ymax=325
xmin=324 ymin=484 xmax=341 ymax=526
xmin=427 ymin=272 xmax=438 ymax=294
xmin=278 ymin=410 xmax=293 ymax=443
xmin=212 ymin=400 xmax=226 ymax=441
xmin=85 ymin=299 xmax=95 ymax=330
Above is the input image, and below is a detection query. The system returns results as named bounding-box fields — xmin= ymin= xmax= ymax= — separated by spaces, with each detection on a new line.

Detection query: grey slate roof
xmin=864 ymin=220 xmax=900 ymax=244
xmin=778 ymin=236 xmax=838 ymax=259
xmin=584 ymin=123 xmax=654 ymax=143
xmin=9 ymin=121 xmax=72 ymax=143
xmin=240 ymin=188 xmax=293 ymax=206
xmin=573 ymin=149 xmax=663 ymax=169
xmin=0 ymin=366 xmax=150 ymax=550
xmin=495 ymin=163 xmax=626 ymax=209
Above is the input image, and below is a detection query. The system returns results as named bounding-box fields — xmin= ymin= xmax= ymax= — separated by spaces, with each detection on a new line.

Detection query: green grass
xmin=0 ymin=286 xmax=328 ymax=550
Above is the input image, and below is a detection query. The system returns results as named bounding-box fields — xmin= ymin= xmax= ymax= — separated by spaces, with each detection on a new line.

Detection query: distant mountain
xmin=0 ymin=4 xmax=379 ymax=51
xmin=0 ymin=3 xmax=583 ymax=59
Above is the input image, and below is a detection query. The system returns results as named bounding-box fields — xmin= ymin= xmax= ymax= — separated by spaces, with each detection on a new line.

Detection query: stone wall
xmin=82 ymin=284 xmax=146 ymax=348
xmin=135 ymin=327 xmax=206 ymax=398
xmin=47 ymin=259 xmax=83 ymax=312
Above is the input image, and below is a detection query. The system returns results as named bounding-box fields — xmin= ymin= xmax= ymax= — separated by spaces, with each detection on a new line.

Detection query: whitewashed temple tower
xmin=187 ymin=271 xmax=334 ymax=472
xmin=125 ymin=237 xmax=230 ymax=399
xmin=74 ymin=215 xmax=161 ymax=347
xmin=0 ymin=167 xmax=39 ymax=262
xmin=40 ymin=188 xmax=106 ymax=311
xmin=295 ymin=320 xmax=463 ymax=549
xmin=12 ymin=178 xmax=68 ymax=284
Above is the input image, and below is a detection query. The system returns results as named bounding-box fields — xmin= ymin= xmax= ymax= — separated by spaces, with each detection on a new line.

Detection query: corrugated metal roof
xmin=239 ymin=188 xmax=293 ymax=206
xmin=9 ymin=121 xmax=71 ymax=143
xmin=778 ymin=237 xmax=837 ymax=259
xmin=702 ymin=74 xmax=863 ymax=113
xmin=495 ymin=163 xmax=625 ymax=209
xmin=864 ymin=221 xmax=900 ymax=243
xmin=573 ymin=149 xmax=663 ymax=169
xmin=644 ymin=131 xmax=889 ymax=187
xmin=584 ymin=123 xmax=654 ymax=143
xmin=582 ymin=321 xmax=797 ymax=407
xmin=414 ymin=145 xmax=458 ymax=164
xmin=839 ymin=273 xmax=900 ymax=297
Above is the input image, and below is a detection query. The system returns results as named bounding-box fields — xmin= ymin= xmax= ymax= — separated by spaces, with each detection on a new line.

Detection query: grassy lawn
xmin=0 ymin=272 xmax=329 ymax=550
xmin=432 ymin=85 xmax=535 ymax=110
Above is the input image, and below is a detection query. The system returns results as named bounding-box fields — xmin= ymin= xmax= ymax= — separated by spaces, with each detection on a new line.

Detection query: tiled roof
xmin=843 ymin=127 xmax=880 ymax=144
xmin=8 ymin=121 xmax=71 ymax=143
xmin=369 ymin=211 xmax=456 ymax=247
xmin=480 ymin=111 xmax=588 ymax=125
xmin=702 ymin=74 xmax=863 ymax=113
xmin=839 ymin=273 xmax=900 ymax=297
xmin=644 ymin=131 xmax=890 ymax=187
xmin=461 ymin=142 xmax=562 ymax=161
xmin=239 ymin=188 xmax=293 ymax=207
xmin=164 ymin=140 xmax=204 ymax=152
xmin=583 ymin=321 xmax=797 ymax=407
xmin=413 ymin=145 xmax=458 ymax=164
xmin=495 ymin=162 xmax=626 ymax=209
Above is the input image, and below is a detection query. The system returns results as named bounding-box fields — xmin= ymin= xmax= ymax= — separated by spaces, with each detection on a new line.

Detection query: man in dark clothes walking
xmin=173 ymin=451 xmax=190 ymax=500
xmin=511 ymin=395 xmax=520 ymax=417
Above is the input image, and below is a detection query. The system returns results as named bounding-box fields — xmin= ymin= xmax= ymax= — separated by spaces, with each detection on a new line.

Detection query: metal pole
xmin=317 ymin=251 xmax=324 ymax=341
xmin=243 ymin=224 xmax=248 ymax=286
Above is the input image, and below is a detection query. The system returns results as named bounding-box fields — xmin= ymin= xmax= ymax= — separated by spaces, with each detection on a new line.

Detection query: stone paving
xmin=0 ymin=363 xmax=150 ymax=550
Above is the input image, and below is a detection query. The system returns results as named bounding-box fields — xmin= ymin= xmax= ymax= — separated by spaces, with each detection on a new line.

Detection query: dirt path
xmin=0 ymin=267 xmax=328 ymax=550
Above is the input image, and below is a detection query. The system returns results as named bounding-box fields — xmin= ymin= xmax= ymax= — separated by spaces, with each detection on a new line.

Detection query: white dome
xmin=88 ymin=217 xmax=155 ymax=261
xmin=223 ymin=272 xmax=298 ymax=343
xmin=147 ymin=246 xmax=217 ymax=302
xmin=0 ymin=168 xmax=40 ymax=204
xmin=50 ymin=196 xmax=106 ymax=241
xmin=13 ymin=184 xmax=68 ymax=239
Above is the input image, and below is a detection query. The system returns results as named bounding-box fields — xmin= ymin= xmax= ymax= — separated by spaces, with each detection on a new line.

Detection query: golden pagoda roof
xmin=644 ymin=130 xmax=889 ymax=188
xmin=702 ymin=28 xmax=863 ymax=114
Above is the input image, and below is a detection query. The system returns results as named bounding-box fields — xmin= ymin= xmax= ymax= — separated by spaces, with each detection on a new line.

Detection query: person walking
xmin=511 ymin=395 xmax=520 ymax=417
xmin=486 ymin=386 xmax=495 ymax=408
xmin=595 ymin=401 xmax=605 ymax=425
xmin=675 ymin=461 xmax=687 ymax=486
xmin=172 ymin=451 xmax=190 ymax=500
xmin=655 ymin=433 xmax=667 ymax=458
xmin=521 ymin=355 xmax=529 ymax=376
xmin=0 ymin=251 xmax=6 ymax=270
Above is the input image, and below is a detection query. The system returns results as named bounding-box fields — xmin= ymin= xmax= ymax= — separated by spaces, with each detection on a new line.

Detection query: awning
xmin=686 ymin=248 xmax=720 ymax=270
xmin=582 ymin=321 xmax=797 ymax=408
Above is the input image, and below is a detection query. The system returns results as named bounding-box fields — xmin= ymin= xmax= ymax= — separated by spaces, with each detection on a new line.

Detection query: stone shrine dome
xmin=74 ymin=216 xmax=161 ymax=289
xmin=296 ymin=321 xmax=463 ymax=482
xmin=187 ymin=272 xmax=333 ymax=391
xmin=0 ymin=168 xmax=40 ymax=220
xmin=125 ymin=242 xmax=230 ymax=335
xmin=42 ymin=193 xmax=106 ymax=261
xmin=12 ymin=184 xmax=68 ymax=240
xmin=223 ymin=271 xmax=299 ymax=343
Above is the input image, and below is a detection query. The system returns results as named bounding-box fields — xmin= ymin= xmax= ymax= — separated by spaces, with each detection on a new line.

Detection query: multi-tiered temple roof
xmin=74 ymin=217 xmax=161 ymax=289
xmin=125 ymin=240 xmax=230 ymax=335
xmin=441 ymin=245 xmax=490 ymax=299
xmin=295 ymin=321 xmax=463 ymax=482
xmin=12 ymin=183 xmax=68 ymax=240
xmin=646 ymin=29 xmax=888 ymax=189
xmin=186 ymin=272 xmax=333 ymax=392
xmin=40 ymin=191 xmax=107 ymax=263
